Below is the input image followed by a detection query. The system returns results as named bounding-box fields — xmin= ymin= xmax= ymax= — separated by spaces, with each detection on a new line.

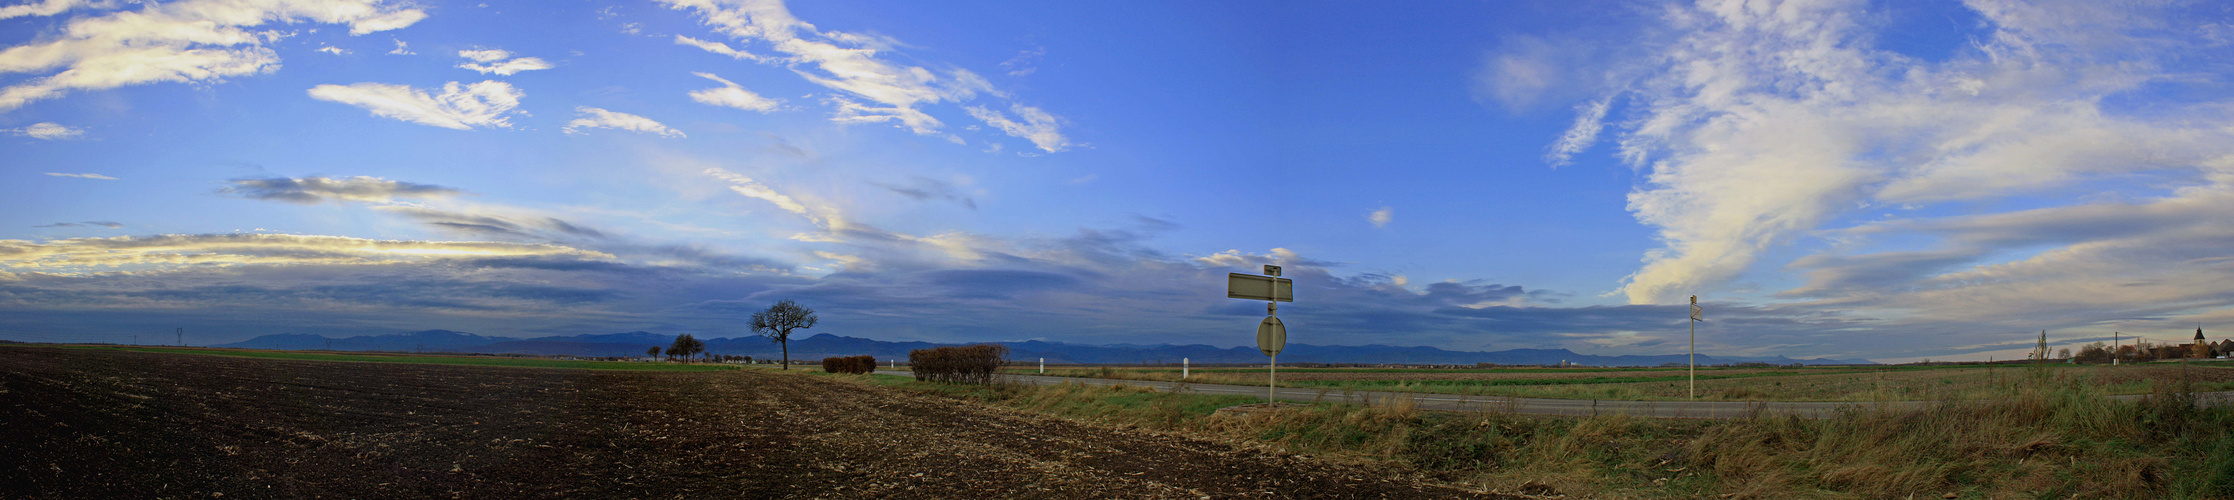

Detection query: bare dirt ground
xmin=0 ymin=346 xmax=1502 ymax=499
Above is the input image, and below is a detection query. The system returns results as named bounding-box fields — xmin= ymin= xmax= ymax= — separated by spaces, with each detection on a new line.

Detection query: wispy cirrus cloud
xmin=7 ymin=122 xmax=83 ymax=140
xmin=655 ymin=0 xmax=1073 ymax=152
xmin=0 ymin=233 xmax=608 ymax=274
xmin=871 ymin=176 xmax=976 ymax=210
xmin=0 ymin=0 xmax=95 ymax=20
xmin=687 ymin=72 xmax=782 ymax=113
xmin=43 ymin=172 xmax=114 ymax=180
xmin=307 ymin=81 xmax=524 ymax=130
xmin=455 ymin=49 xmax=554 ymax=75
xmin=0 ymin=0 xmax=425 ymax=112
xmin=563 ymin=107 xmax=685 ymax=138
xmin=220 ymin=176 xmax=463 ymax=204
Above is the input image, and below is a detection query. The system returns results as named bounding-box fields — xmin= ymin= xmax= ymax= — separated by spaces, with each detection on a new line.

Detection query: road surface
xmin=876 ymin=370 xmax=2234 ymax=419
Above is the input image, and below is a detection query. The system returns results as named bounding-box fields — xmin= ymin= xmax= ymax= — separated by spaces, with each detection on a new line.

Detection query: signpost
xmin=1228 ymin=265 xmax=1293 ymax=403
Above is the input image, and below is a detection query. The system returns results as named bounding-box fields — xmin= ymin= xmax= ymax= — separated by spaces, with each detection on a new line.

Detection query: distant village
xmin=2066 ymin=328 xmax=2226 ymax=363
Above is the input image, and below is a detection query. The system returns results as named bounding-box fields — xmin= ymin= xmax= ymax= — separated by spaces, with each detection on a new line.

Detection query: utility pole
xmin=175 ymin=328 xmax=182 ymax=346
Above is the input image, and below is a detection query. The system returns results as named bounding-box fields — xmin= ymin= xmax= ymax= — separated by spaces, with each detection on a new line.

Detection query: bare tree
xmin=751 ymin=299 xmax=818 ymax=370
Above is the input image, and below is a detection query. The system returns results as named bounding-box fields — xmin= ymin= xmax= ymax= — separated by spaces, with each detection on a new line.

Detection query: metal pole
xmin=1268 ymin=301 xmax=1277 ymax=404
xmin=1689 ymin=313 xmax=1695 ymax=400
xmin=2114 ymin=332 xmax=2120 ymax=365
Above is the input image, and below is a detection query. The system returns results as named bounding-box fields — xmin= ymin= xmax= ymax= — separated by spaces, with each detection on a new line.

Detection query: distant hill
xmin=214 ymin=331 xmax=1874 ymax=366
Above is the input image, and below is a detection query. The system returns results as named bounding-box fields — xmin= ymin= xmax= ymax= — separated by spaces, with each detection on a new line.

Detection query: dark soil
xmin=0 ymin=346 xmax=1504 ymax=499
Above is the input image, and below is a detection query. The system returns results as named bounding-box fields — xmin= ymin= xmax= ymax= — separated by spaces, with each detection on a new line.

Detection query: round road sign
xmin=1256 ymin=316 xmax=1286 ymax=357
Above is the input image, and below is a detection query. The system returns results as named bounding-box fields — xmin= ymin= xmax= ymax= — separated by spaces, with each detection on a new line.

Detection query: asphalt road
xmin=874 ymin=370 xmax=2234 ymax=419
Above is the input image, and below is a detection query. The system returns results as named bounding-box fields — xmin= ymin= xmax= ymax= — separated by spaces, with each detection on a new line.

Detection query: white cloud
xmin=563 ymin=107 xmax=685 ymax=138
xmin=1590 ymin=0 xmax=2234 ymax=306
xmin=0 ymin=0 xmax=94 ymax=20
xmin=9 ymin=122 xmax=84 ymax=140
xmin=0 ymin=0 xmax=426 ymax=112
xmin=1544 ymin=98 xmax=1608 ymax=167
xmin=0 ymin=233 xmax=608 ymax=273
xmin=964 ymin=104 xmax=1071 ymax=152
xmin=315 ymin=45 xmax=349 ymax=55
xmin=655 ymin=0 xmax=1072 ymax=152
xmin=43 ymin=172 xmax=114 ymax=180
xmin=688 ymin=72 xmax=782 ymax=113
xmin=702 ymin=166 xmax=838 ymax=229
xmin=387 ymin=38 xmax=414 ymax=55
xmin=674 ymin=35 xmax=763 ymax=61
xmin=455 ymin=49 xmax=553 ymax=75
xmin=307 ymin=80 xmax=524 ymax=130
xmin=458 ymin=49 xmax=510 ymax=63
xmin=1368 ymin=206 xmax=1393 ymax=228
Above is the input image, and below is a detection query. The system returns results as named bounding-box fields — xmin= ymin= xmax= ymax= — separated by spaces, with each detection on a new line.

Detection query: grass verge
xmin=816 ymin=368 xmax=2234 ymax=499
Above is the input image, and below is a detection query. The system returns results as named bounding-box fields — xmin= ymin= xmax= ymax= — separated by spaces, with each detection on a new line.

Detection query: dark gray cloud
xmin=872 ymin=176 xmax=976 ymax=209
xmin=378 ymin=206 xmax=607 ymax=242
xmin=33 ymin=221 xmax=122 ymax=228
xmin=221 ymin=176 xmax=464 ymax=204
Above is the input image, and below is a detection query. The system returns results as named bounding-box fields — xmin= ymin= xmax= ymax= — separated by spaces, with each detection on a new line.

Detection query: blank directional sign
xmin=1227 ymin=273 xmax=1294 ymax=302
xmin=1256 ymin=316 xmax=1286 ymax=356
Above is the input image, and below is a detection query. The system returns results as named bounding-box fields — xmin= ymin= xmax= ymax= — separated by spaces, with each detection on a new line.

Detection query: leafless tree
xmin=751 ymin=299 xmax=818 ymax=370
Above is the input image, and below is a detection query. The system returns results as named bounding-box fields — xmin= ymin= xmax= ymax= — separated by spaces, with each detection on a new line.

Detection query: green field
xmin=65 ymin=346 xmax=740 ymax=371
xmin=1012 ymin=361 xmax=2234 ymax=401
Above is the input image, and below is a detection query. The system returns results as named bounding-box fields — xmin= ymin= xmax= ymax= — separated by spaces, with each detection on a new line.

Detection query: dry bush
xmin=820 ymin=355 xmax=876 ymax=374
xmin=909 ymin=344 xmax=1008 ymax=384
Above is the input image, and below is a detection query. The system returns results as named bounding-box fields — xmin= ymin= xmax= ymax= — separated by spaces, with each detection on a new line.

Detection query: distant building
xmin=2173 ymin=328 xmax=2212 ymax=360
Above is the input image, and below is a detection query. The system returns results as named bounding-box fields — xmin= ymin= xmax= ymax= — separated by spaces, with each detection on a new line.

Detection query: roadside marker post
xmin=1689 ymin=296 xmax=1702 ymax=401
xmin=1039 ymin=358 xmax=1044 ymax=374
xmin=1183 ymin=358 xmax=1189 ymax=379
xmin=1228 ymin=265 xmax=1293 ymax=404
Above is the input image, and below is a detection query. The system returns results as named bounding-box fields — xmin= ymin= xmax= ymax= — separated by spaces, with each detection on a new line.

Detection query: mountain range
xmin=213 ymin=330 xmax=1876 ymax=366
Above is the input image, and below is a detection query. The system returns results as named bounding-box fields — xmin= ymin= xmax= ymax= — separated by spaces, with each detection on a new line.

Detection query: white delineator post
xmin=1183 ymin=358 xmax=1189 ymax=379
xmin=1268 ymin=302 xmax=1277 ymax=403
xmin=1039 ymin=357 xmax=1044 ymax=373
xmin=1689 ymin=295 xmax=1701 ymax=401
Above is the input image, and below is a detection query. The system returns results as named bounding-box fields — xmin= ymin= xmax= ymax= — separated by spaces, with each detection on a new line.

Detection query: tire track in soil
xmin=1 ymin=346 xmax=1511 ymax=499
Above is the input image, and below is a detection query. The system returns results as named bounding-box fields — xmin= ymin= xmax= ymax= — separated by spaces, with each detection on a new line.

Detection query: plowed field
xmin=0 ymin=346 xmax=1498 ymax=499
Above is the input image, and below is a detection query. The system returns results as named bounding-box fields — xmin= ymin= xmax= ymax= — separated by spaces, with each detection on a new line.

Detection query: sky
xmin=4 ymin=0 xmax=2233 ymax=363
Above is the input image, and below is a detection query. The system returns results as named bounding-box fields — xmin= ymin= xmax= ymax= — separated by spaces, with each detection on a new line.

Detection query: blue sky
xmin=5 ymin=0 xmax=2234 ymax=363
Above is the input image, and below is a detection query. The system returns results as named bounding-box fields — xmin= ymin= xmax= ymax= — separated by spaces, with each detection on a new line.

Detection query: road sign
xmin=1227 ymin=273 xmax=1294 ymax=302
xmin=1262 ymin=264 xmax=1281 ymax=277
xmin=1257 ymin=316 xmax=1286 ymax=356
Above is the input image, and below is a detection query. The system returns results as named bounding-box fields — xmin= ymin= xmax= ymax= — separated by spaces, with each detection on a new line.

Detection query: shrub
xmin=821 ymin=355 xmax=876 ymax=374
xmin=909 ymin=344 xmax=1008 ymax=384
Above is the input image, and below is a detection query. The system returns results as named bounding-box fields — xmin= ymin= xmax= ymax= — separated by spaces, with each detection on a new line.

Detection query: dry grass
xmin=1023 ymin=363 xmax=2234 ymax=402
xmin=877 ymin=366 xmax=2234 ymax=499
